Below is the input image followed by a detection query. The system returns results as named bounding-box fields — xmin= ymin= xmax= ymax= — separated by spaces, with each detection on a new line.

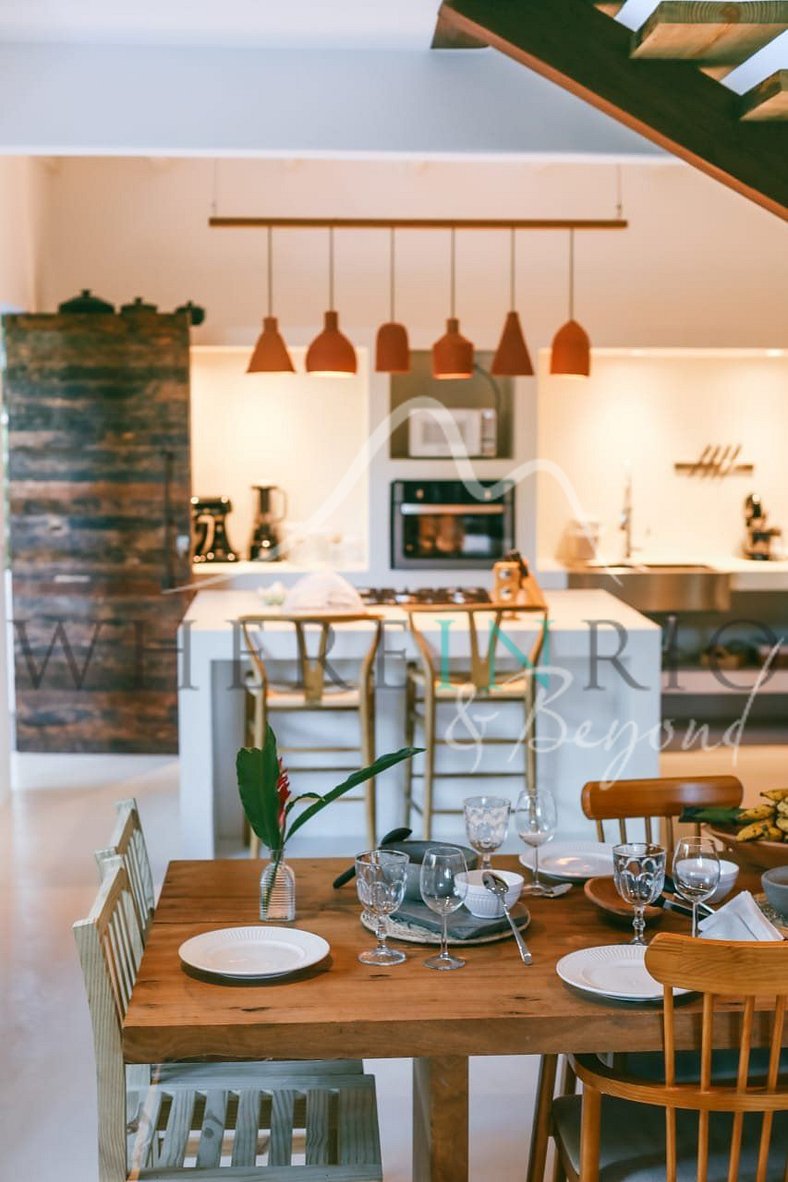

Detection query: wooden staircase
xmin=433 ymin=0 xmax=788 ymax=218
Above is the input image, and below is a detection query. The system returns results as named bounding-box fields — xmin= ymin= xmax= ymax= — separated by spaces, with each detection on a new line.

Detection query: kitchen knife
xmin=332 ymin=827 xmax=413 ymax=888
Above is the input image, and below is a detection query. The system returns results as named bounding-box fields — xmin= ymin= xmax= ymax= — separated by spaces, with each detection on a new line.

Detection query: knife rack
xmin=674 ymin=443 xmax=753 ymax=477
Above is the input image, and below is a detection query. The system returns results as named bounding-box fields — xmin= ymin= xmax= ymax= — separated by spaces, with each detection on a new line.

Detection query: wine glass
xmin=514 ymin=789 xmax=559 ymax=897
xmin=419 ymin=846 xmax=468 ymax=971
xmin=355 ymin=849 xmax=409 ymax=966
xmin=673 ymin=839 xmax=720 ymax=938
xmin=612 ymin=843 xmax=666 ymax=945
xmin=463 ymin=795 xmax=511 ymax=871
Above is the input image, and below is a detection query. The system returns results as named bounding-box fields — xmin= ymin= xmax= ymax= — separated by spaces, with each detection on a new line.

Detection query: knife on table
xmin=332 ymin=827 xmax=413 ymax=888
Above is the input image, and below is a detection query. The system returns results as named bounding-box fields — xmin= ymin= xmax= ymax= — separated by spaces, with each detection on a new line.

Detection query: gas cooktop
xmin=358 ymin=586 xmax=491 ymax=606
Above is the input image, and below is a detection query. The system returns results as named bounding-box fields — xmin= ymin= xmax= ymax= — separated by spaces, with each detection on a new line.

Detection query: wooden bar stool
xmin=403 ymin=602 xmax=549 ymax=838
xmin=240 ymin=613 xmax=383 ymax=852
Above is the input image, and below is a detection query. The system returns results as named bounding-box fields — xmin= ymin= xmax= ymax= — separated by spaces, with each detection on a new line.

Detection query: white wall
xmin=191 ymin=346 xmax=369 ymax=564
xmin=537 ymin=348 xmax=788 ymax=563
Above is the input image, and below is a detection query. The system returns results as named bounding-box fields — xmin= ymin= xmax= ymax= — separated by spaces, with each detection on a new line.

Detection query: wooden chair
xmin=581 ymin=774 xmax=744 ymax=848
xmin=404 ymin=602 xmax=549 ymax=838
xmin=549 ymin=933 xmax=788 ymax=1182
xmin=74 ymin=861 xmax=383 ymax=1182
xmin=241 ymin=613 xmax=383 ymax=852
xmin=95 ymin=797 xmax=156 ymax=939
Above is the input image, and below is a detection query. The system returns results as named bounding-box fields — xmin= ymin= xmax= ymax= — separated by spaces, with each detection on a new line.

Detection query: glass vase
xmin=259 ymin=851 xmax=296 ymax=922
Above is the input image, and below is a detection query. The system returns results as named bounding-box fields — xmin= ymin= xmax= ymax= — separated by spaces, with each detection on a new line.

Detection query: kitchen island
xmin=177 ymin=589 xmax=661 ymax=857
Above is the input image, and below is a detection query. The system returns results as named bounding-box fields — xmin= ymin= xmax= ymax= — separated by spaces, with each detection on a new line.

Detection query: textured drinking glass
xmin=673 ymin=839 xmax=720 ymax=938
xmin=355 ymin=849 xmax=409 ymax=965
xmin=419 ymin=846 xmax=468 ymax=971
xmin=514 ymin=789 xmax=559 ymax=896
xmin=612 ymin=843 xmax=666 ymax=945
xmin=463 ymin=795 xmax=511 ymax=871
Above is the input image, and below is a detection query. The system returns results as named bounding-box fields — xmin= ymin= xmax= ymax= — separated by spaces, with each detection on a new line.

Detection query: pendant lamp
xmin=491 ymin=228 xmax=534 ymax=377
xmin=375 ymin=228 xmax=410 ymax=373
xmin=550 ymin=229 xmax=591 ymax=377
xmin=432 ymin=228 xmax=474 ymax=380
xmin=306 ymin=227 xmax=357 ymax=377
xmin=247 ymin=227 xmax=295 ymax=374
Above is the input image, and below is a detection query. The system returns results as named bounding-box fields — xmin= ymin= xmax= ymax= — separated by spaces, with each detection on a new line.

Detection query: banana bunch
xmin=736 ymin=789 xmax=788 ymax=842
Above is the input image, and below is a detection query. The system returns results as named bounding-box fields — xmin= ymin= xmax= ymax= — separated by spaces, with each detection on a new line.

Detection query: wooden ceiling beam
xmin=741 ymin=69 xmax=788 ymax=121
xmin=632 ymin=2 xmax=788 ymax=66
xmin=438 ymin=0 xmax=788 ymax=219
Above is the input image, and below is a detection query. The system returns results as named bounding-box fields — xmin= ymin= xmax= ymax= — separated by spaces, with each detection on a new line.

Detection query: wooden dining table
xmin=123 ymin=857 xmax=777 ymax=1182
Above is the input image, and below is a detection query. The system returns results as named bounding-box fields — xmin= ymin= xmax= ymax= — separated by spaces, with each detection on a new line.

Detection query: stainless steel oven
xmin=391 ymin=479 xmax=515 ymax=570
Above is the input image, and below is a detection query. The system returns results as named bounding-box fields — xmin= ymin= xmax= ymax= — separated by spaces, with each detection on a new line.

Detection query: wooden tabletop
xmin=123 ymin=857 xmax=775 ymax=1065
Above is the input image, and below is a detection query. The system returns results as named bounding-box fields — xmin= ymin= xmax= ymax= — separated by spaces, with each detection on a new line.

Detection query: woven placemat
xmin=755 ymin=893 xmax=788 ymax=937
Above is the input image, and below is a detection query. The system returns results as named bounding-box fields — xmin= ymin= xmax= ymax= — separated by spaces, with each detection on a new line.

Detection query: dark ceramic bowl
xmin=383 ymin=840 xmax=478 ymax=901
xmin=761 ymin=866 xmax=788 ymax=919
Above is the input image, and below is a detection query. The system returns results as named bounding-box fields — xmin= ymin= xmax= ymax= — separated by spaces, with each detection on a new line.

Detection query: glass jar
xmin=259 ymin=851 xmax=296 ymax=922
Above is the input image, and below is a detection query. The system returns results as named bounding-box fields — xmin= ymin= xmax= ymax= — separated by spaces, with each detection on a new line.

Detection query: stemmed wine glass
xmin=355 ymin=849 xmax=410 ymax=965
xmin=419 ymin=846 xmax=468 ymax=971
xmin=514 ymin=789 xmax=559 ymax=897
xmin=463 ymin=796 xmax=511 ymax=871
xmin=612 ymin=843 xmax=666 ymax=945
xmin=673 ymin=838 xmax=720 ymax=938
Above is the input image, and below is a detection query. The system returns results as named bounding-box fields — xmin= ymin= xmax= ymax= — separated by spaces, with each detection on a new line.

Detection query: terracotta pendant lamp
xmin=306 ymin=227 xmax=357 ymax=377
xmin=247 ymin=227 xmax=295 ymax=374
xmin=432 ymin=228 xmax=474 ymax=380
xmin=550 ymin=229 xmax=591 ymax=377
xmin=491 ymin=228 xmax=534 ymax=377
xmin=375 ymin=228 xmax=410 ymax=373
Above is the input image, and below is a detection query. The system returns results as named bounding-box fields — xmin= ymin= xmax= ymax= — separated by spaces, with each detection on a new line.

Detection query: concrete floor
xmin=0 ymin=743 xmax=781 ymax=1181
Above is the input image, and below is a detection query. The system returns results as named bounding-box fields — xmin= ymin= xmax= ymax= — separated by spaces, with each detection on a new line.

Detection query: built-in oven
xmin=391 ymin=479 xmax=515 ymax=570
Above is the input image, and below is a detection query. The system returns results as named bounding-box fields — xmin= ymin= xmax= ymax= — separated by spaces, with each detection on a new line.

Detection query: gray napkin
xmin=393 ymin=898 xmax=529 ymax=941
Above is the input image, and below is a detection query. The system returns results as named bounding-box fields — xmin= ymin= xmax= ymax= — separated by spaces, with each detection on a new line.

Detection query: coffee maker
xmin=249 ymin=485 xmax=287 ymax=562
xmin=191 ymin=496 xmax=238 ymax=563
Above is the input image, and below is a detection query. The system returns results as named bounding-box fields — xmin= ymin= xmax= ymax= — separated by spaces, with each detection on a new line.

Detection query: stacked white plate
xmin=179 ymin=927 xmax=330 ymax=981
xmin=556 ymin=944 xmax=691 ymax=1003
xmin=519 ymin=841 xmax=614 ymax=882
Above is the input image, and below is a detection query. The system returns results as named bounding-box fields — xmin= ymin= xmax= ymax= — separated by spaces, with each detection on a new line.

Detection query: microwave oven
xmin=408 ymin=407 xmax=497 ymax=458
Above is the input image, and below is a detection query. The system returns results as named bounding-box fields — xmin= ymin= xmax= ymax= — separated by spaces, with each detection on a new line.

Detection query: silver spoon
xmin=482 ymin=872 xmax=533 ymax=965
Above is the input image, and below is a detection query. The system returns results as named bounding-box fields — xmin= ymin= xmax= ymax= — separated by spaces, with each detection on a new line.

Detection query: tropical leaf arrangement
xmin=237 ymin=724 xmax=420 ymax=878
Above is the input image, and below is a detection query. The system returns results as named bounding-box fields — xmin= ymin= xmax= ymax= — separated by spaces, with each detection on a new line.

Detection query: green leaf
xmin=284 ymin=746 xmax=422 ymax=843
xmin=236 ymin=725 xmax=283 ymax=850
xmin=679 ymin=806 xmax=743 ymax=824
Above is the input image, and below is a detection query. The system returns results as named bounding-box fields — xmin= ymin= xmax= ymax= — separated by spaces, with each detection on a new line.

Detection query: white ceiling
xmin=0 ymin=0 xmax=441 ymax=49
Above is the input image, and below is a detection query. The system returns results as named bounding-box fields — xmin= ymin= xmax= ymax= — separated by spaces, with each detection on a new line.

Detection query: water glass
xmin=514 ymin=789 xmax=559 ymax=897
xmin=463 ymin=795 xmax=511 ymax=871
xmin=355 ymin=849 xmax=410 ymax=966
xmin=673 ymin=839 xmax=720 ymax=937
xmin=419 ymin=846 xmax=468 ymax=971
xmin=612 ymin=843 xmax=666 ymax=945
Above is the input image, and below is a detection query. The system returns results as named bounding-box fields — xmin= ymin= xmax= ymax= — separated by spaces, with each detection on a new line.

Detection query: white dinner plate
xmin=556 ymin=944 xmax=691 ymax=1003
xmin=178 ymin=926 xmax=330 ymax=980
xmin=519 ymin=841 xmax=614 ymax=881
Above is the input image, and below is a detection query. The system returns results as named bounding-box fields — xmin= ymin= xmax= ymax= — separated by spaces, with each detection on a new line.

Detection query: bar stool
xmin=403 ymin=602 xmax=549 ymax=838
xmin=240 ymin=613 xmax=383 ymax=852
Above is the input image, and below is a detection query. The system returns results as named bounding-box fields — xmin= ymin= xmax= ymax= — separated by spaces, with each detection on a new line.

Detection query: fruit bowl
xmin=704 ymin=824 xmax=787 ymax=872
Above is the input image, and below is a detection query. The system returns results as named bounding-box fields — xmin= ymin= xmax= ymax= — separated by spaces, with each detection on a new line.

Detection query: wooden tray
xmin=584 ymin=876 xmax=663 ymax=925
xmin=705 ymin=824 xmax=787 ymax=872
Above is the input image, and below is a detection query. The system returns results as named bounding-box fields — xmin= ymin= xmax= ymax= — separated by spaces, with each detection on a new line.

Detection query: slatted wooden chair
xmin=95 ymin=797 xmax=156 ymax=939
xmin=404 ymin=602 xmax=549 ymax=838
xmin=581 ymin=774 xmax=744 ymax=848
xmin=241 ymin=613 xmax=383 ymax=851
xmin=549 ymin=933 xmax=788 ymax=1182
xmin=74 ymin=861 xmax=383 ymax=1182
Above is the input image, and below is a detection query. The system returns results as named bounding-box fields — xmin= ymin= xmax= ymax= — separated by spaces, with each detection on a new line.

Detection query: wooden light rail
xmin=209 ymin=216 xmax=628 ymax=230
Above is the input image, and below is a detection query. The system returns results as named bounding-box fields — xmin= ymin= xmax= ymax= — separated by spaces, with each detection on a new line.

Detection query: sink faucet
xmin=620 ymin=468 xmax=633 ymax=562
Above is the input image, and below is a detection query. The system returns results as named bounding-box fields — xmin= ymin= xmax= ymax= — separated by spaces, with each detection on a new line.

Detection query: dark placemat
xmin=392 ymin=898 xmax=530 ymax=941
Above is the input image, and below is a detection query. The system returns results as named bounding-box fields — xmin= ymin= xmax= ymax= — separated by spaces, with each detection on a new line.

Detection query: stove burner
xmin=359 ymin=586 xmax=491 ymax=606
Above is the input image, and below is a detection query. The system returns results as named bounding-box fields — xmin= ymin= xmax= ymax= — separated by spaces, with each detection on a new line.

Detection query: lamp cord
xmin=510 ymin=226 xmax=516 ymax=310
xmin=390 ymin=227 xmax=396 ymax=322
xmin=267 ymin=225 xmax=273 ymax=318
xmin=450 ymin=227 xmax=456 ymax=320
xmin=329 ymin=226 xmax=335 ymax=311
xmin=569 ymin=228 xmax=575 ymax=320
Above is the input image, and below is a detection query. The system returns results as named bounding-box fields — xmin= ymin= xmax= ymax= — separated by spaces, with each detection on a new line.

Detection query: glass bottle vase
xmin=259 ymin=851 xmax=296 ymax=921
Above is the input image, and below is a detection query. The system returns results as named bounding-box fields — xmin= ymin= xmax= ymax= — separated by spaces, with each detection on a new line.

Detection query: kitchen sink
xmin=567 ymin=562 xmax=731 ymax=613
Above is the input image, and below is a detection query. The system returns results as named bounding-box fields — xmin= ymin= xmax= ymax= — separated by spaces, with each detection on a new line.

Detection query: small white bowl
xmin=708 ymin=859 xmax=739 ymax=904
xmin=457 ymin=869 xmax=524 ymax=918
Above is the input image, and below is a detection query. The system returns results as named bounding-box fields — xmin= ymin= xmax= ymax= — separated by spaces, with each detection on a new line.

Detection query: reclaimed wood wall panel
xmin=3 ymin=310 xmax=193 ymax=753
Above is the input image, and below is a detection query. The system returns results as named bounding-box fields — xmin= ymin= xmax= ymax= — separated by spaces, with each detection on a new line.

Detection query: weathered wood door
xmin=3 ymin=310 xmax=193 ymax=753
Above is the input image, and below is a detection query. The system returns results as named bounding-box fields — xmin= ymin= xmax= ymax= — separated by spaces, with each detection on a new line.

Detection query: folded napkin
xmin=283 ymin=571 xmax=364 ymax=614
xmin=392 ymin=898 xmax=529 ymax=942
xmin=698 ymin=890 xmax=784 ymax=942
